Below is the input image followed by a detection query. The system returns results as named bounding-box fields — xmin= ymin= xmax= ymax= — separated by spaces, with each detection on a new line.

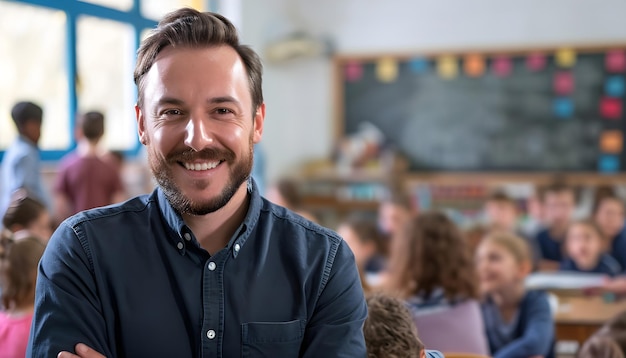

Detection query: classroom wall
xmin=240 ymin=0 xmax=626 ymax=182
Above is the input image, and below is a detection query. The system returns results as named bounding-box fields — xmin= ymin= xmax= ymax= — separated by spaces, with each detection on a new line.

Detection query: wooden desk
xmin=554 ymin=295 xmax=626 ymax=345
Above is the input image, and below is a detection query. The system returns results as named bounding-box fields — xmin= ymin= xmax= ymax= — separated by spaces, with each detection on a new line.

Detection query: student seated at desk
xmin=535 ymin=182 xmax=577 ymax=271
xmin=476 ymin=232 xmax=554 ymax=358
xmin=594 ymin=193 xmax=626 ymax=273
xmin=560 ymin=220 xmax=621 ymax=277
xmin=384 ymin=212 xmax=490 ymax=355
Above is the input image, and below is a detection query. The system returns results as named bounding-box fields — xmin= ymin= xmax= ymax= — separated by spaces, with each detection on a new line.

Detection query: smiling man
xmin=27 ymin=9 xmax=367 ymax=358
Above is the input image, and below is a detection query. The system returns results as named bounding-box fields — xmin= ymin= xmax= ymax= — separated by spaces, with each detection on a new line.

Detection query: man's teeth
xmin=183 ymin=161 xmax=220 ymax=171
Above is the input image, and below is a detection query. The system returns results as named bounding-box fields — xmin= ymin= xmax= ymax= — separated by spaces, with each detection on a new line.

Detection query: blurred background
xmin=1 ymin=0 xmax=626 ymax=229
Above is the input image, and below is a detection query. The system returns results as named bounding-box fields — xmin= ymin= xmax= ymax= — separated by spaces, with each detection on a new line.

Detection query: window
xmin=0 ymin=0 xmax=210 ymax=161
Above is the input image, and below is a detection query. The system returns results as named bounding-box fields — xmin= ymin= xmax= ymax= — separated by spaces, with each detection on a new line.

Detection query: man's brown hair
xmin=385 ymin=211 xmax=478 ymax=300
xmin=134 ymin=8 xmax=263 ymax=112
xmin=364 ymin=293 xmax=424 ymax=358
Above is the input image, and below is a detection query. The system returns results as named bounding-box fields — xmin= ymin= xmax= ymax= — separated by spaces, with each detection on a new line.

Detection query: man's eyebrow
xmin=156 ymin=97 xmax=185 ymax=106
xmin=208 ymin=96 xmax=241 ymax=107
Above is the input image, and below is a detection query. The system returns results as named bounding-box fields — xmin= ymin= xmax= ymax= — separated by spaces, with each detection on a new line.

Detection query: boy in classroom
xmin=535 ymin=182 xmax=577 ymax=270
xmin=560 ymin=220 xmax=621 ymax=276
xmin=363 ymin=293 xmax=443 ymax=358
xmin=483 ymin=190 xmax=541 ymax=269
xmin=476 ymin=232 xmax=554 ymax=358
xmin=594 ymin=193 xmax=626 ymax=272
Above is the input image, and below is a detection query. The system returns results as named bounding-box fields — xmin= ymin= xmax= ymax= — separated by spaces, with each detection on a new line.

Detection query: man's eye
xmin=163 ymin=109 xmax=183 ymax=115
xmin=215 ymin=108 xmax=233 ymax=115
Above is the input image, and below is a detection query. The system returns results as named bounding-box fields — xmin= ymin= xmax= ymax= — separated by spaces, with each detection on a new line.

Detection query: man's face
xmin=136 ymin=45 xmax=264 ymax=215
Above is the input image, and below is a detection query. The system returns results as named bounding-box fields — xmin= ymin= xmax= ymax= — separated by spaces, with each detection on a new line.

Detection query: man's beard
xmin=148 ymin=136 xmax=253 ymax=216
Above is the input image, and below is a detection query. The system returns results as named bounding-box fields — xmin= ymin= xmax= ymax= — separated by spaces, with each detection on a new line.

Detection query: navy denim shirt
xmin=28 ymin=181 xmax=367 ymax=357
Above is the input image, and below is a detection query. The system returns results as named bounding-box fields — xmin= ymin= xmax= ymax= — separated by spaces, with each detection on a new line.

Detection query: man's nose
xmin=184 ymin=116 xmax=213 ymax=151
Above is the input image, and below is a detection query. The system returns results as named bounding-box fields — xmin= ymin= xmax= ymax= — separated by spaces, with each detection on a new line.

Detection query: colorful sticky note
xmin=345 ymin=61 xmax=363 ymax=82
xmin=376 ymin=57 xmax=398 ymax=83
xmin=554 ymin=72 xmax=574 ymax=95
xmin=553 ymin=97 xmax=574 ymax=118
xmin=492 ymin=56 xmax=512 ymax=77
xmin=464 ymin=54 xmax=485 ymax=77
xmin=556 ymin=48 xmax=577 ymax=68
xmin=600 ymin=97 xmax=623 ymax=119
xmin=526 ymin=53 xmax=547 ymax=71
xmin=409 ymin=57 xmax=429 ymax=73
xmin=601 ymin=130 xmax=623 ymax=153
xmin=599 ymin=155 xmax=620 ymax=173
xmin=606 ymin=50 xmax=626 ymax=73
xmin=606 ymin=76 xmax=625 ymax=97
xmin=437 ymin=56 xmax=458 ymax=79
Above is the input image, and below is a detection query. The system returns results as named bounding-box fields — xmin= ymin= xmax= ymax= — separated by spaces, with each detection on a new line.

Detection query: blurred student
xmin=265 ymin=178 xmax=317 ymax=222
xmin=385 ymin=211 xmax=490 ymax=354
xmin=560 ymin=220 xmax=621 ymax=277
xmin=535 ymin=182 xmax=577 ymax=270
xmin=594 ymin=194 xmax=626 ymax=272
xmin=337 ymin=214 xmax=386 ymax=290
xmin=0 ymin=236 xmax=46 ymax=358
xmin=54 ymin=111 xmax=125 ymax=221
xmin=378 ymin=189 xmax=413 ymax=240
xmin=484 ymin=191 xmax=542 ymax=270
xmin=476 ymin=232 xmax=554 ymax=358
xmin=2 ymin=189 xmax=52 ymax=243
xmin=578 ymin=336 xmax=625 ymax=358
xmin=484 ymin=191 xmax=520 ymax=233
xmin=364 ymin=293 xmax=443 ymax=358
xmin=0 ymin=101 xmax=48 ymax=218
xmin=578 ymin=310 xmax=626 ymax=358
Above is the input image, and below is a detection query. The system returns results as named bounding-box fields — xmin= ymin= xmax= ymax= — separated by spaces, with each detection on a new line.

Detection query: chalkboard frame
xmin=334 ymin=42 xmax=626 ymax=173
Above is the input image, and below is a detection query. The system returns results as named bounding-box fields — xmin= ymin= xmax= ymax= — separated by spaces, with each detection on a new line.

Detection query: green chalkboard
xmin=338 ymin=47 xmax=626 ymax=172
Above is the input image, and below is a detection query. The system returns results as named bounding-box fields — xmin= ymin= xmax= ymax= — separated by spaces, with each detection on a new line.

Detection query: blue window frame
xmin=0 ymin=0 xmax=220 ymax=162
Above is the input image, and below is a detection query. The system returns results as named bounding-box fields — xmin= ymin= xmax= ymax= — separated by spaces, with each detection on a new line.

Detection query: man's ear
xmin=136 ymin=104 xmax=147 ymax=145
xmin=252 ymin=103 xmax=265 ymax=144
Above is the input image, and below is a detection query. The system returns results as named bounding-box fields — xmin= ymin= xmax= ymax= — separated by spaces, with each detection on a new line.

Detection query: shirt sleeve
xmin=300 ymin=239 xmax=368 ymax=357
xmin=493 ymin=291 xmax=554 ymax=358
xmin=27 ymin=222 xmax=113 ymax=357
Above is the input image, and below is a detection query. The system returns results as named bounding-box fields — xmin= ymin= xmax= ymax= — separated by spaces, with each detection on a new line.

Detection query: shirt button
xmin=208 ymin=262 xmax=216 ymax=271
xmin=234 ymin=243 xmax=241 ymax=252
xmin=207 ymin=329 xmax=216 ymax=340
xmin=183 ymin=233 xmax=192 ymax=241
xmin=176 ymin=242 xmax=184 ymax=250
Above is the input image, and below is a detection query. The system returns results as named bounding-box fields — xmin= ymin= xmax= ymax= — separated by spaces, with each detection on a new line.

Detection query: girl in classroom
xmin=2 ymin=189 xmax=52 ymax=243
xmin=0 ymin=235 xmax=46 ymax=358
xmin=384 ymin=211 xmax=490 ymax=355
xmin=560 ymin=220 xmax=621 ymax=276
xmin=476 ymin=231 xmax=554 ymax=358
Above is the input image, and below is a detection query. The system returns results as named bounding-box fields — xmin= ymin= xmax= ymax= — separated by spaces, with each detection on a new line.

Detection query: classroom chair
xmin=413 ymin=300 xmax=490 ymax=355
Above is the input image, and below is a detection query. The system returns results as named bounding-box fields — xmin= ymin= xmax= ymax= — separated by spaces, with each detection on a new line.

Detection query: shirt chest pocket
xmin=241 ymin=319 xmax=305 ymax=358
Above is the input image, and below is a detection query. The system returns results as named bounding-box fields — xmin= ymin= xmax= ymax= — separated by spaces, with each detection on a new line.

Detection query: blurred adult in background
xmin=0 ymin=235 xmax=46 ymax=358
xmin=594 ymin=193 xmax=626 ymax=272
xmin=265 ymin=178 xmax=317 ymax=222
xmin=535 ymin=182 xmax=577 ymax=270
xmin=54 ymin=111 xmax=125 ymax=222
xmin=337 ymin=213 xmax=387 ymax=290
xmin=0 ymin=101 xmax=48 ymax=218
xmin=2 ymin=189 xmax=51 ymax=243
xmin=384 ymin=211 xmax=490 ymax=355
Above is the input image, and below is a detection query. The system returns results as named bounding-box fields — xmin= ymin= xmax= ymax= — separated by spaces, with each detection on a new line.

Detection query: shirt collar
xmin=18 ymin=134 xmax=38 ymax=149
xmin=155 ymin=177 xmax=262 ymax=258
